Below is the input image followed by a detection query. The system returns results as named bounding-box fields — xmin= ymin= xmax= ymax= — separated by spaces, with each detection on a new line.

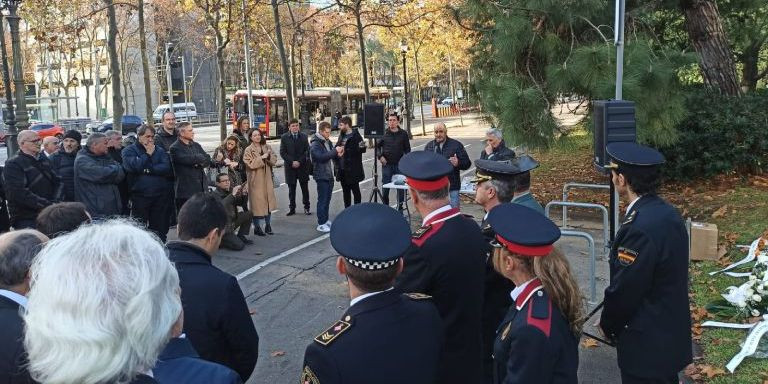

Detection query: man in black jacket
xmin=376 ymin=114 xmax=410 ymax=209
xmin=49 ymin=129 xmax=81 ymax=202
xmin=423 ymin=123 xmax=471 ymax=208
xmin=168 ymin=193 xmax=259 ymax=382
xmin=106 ymin=130 xmax=131 ymax=215
xmin=335 ymin=116 xmax=366 ymax=208
xmin=169 ymin=122 xmax=211 ymax=213
xmin=3 ymin=130 xmax=61 ymax=229
xmin=279 ymin=119 xmax=311 ymax=216
xmin=155 ymin=111 xmax=178 ymax=153
xmin=480 ymin=127 xmax=515 ymax=161
xmin=0 ymin=229 xmax=47 ymax=384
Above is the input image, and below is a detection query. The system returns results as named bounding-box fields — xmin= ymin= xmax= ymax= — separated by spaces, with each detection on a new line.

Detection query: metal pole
xmin=241 ymin=0 xmax=254 ymax=126
xmin=0 ymin=12 xmax=18 ymax=157
xmin=181 ymin=54 xmax=188 ymax=112
xmin=165 ymin=43 xmax=173 ymax=108
xmin=402 ymin=51 xmax=411 ymax=138
xmin=94 ymin=49 xmax=101 ymax=120
xmin=46 ymin=48 xmax=56 ymax=121
xmin=614 ymin=0 xmax=625 ymax=100
xmin=299 ymin=46 xmax=306 ymax=129
xmin=7 ymin=4 xmax=28 ymax=136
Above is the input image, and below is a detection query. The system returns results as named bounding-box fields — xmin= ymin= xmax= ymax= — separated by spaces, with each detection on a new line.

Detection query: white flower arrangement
xmin=722 ymin=237 xmax=768 ymax=317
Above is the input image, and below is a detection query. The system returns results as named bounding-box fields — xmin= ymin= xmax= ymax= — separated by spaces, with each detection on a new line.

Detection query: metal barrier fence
xmin=545 ymin=201 xmax=611 ymax=304
xmin=562 ymin=183 xmax=610 ymax=228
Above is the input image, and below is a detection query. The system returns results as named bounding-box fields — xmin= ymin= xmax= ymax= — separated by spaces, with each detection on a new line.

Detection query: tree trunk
xmin=105 ymin=0 xmax=123 ymax=132
xmin=681 ymin=0 xmax=741 ymax=96
xmin=216 ymin=44 xmax=227 ymax=142
xmin=271 ymin=0 xmax=294 ymax=119
xmin=355 ymin=11 xmax=370 ymax=103
xmin=138 ymin=0 xmax=153 ymax=125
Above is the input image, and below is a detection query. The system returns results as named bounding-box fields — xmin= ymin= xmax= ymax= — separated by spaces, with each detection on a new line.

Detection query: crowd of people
xmin=0 ymin=110 xmax=692 ymax=384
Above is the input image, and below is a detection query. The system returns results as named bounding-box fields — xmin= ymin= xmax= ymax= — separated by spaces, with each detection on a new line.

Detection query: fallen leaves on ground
xmin=711 ymin=205 xmax=728 ymax=218
xmin=580 ymin=338 xmax=599 ymax=348
xmin=270 ymin=350 xmax=285 ymax=357
xmin=685 ymin=363 xmax=727 ymax=382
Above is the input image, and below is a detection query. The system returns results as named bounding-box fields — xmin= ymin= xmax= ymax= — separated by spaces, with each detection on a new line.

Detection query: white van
xmin=153 ymin=102 xmax=197 ymax=123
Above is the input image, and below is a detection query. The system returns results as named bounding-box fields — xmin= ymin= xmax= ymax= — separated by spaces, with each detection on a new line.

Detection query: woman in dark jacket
xmin=233 ymin=116 xmax=251 ymax=150
xmin=334 ymin=116 xmax=366 ymax=207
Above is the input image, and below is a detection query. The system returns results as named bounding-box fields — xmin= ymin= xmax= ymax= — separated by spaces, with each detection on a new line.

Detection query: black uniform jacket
xmin=167 ymin=241 xmax=259 ymax=382
xmin=395 ymin=207 xmax=486 ymax=384
xmin=493 ymin=279 xmax=578 ymax=384
xmin=169 ymin=140 xmax=211 ymax=199
xmin=279 ymin=131 xmax=311 ymax=180
xmin=480 ymin=218 xmax=515 ymax=382
xmin=600 ymin=194 xmax=692 ymax=378
xmin=0 ymin=295 xmax=34 ymax=384
xmin=301 ymin=290 xmax=443 ymax=384
xmin=334 ymin=129 xmax=366 ymax=185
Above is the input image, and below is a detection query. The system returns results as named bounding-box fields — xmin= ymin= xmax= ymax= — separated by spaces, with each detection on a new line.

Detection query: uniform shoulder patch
xmin=622 ymin=210 xmax=637 ymax=225
xmin=301 ymin=366 xmax=319 ymax=384
xmin=526 ymin=291 xmax=552 ymax=337
xmin=412 ymin=224 xmax=432 ymax=239
xmin=617 ymin=247 xmax=638 ymax=266
xmin=314 ymin=320 xmax=351 ymax=346
xmin=404 ymin=292 xmax=432 ymax=300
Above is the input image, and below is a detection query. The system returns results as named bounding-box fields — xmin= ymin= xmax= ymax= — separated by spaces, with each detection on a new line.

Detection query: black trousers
xmin=132 ymin=194 xmax=171 ymax=243
xmin=341 ymin=182 xmax=361 ymax=208
xmin=285 ymin=169 xmax=310 ymax=210
xmin=621 ymin=371 xmax=679 ymax=384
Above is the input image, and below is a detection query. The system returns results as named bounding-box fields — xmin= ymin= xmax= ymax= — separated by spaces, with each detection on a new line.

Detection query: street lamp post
xmin=400 ymin=39 xmax=411 ymax=138
xmin=297 ymin=29 xmax=307 ymax=130
xmin=0 ymin=3 xmax=17 ymax=157
xmin=4 ymin=0 xmax=27 ymax=156
xmin=94 ymin=48 xmax=101 ymax=120
xmin=180 ymin=54 xmax=188 ymax=110
xmin=241 ymin=0 xmax=254 ymax=126
xmin=390 ymin=64 xmax=395 ymax=109
xmin=165 ymin=43 xmax=173 ymax=108
xmin=368 ymin=58 xmax=374 ymax=88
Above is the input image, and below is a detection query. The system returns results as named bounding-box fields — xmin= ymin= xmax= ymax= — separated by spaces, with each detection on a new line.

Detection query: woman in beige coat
xmin=243 ymin=128 xmax=278 ymax=236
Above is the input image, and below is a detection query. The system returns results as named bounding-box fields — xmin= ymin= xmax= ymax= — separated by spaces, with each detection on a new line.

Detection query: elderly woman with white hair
xmin=23 ymin=220 xmax=181 ymax=384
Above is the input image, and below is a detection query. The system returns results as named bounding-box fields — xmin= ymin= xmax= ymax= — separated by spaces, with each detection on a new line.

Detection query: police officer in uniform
xmin=300 ymin=203 xmax=443 ymax=384
xmin=395 ymin=151 xmax=486 ymax=384
xmin=487 ymin=203 xmax=582 ymax=384
xmin=508 ymin=155 xmax=544 ymax=213
xmin=599 ymin=142 xmax=692 ymax=383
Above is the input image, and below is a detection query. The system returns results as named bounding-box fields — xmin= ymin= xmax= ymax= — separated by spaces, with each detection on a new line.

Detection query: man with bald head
xmin=0 ymin=229 xmax=48 ymax=383
xmin=3 ymin=130 xmax=61 ymax=229
xmin=423 ymin=123 xmax=470 ymax=208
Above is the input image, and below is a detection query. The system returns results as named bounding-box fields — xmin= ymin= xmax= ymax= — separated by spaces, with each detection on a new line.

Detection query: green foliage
xmin=465 ymin=0 xmax=694 ymax=148
xmin=660 ymin=88 xmax=768 ymax=180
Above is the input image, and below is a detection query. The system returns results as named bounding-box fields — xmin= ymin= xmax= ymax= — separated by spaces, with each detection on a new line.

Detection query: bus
xmin=231 ymin=87 xmax=390 ymax=137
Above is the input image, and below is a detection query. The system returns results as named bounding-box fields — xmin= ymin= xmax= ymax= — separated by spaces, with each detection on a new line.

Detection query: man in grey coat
xmin=74 ymin=132 xmax=125 ymax=218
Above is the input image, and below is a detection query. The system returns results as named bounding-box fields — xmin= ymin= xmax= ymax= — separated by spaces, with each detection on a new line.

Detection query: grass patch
xmin=529 ymin=126 xmax=768 ymax=383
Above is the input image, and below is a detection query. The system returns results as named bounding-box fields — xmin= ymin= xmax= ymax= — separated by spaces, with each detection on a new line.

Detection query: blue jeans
xmin=449 ymin=190 xmax=460 ymax=209
xmin=381 ymin=163 xmax=405 ymax=206
xmin=316 ymin=180 xmax=333 ymax=225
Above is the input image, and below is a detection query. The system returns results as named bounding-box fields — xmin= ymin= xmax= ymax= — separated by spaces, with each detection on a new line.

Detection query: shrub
xmin=660 ymin=88 xmax=768 ymax=180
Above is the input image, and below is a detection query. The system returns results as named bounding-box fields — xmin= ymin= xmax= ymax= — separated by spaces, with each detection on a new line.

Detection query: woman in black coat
xmin=335 ymin=116 xmax=366 ymax=207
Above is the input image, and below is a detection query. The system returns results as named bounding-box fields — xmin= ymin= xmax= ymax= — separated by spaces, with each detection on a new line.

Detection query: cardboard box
xmin=690 ymin=222 xmax=719 ymax=261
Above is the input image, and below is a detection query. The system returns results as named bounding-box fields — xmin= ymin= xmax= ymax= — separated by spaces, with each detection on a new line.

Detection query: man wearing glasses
xmin=2 ymin=130 xmax=61 ymax=229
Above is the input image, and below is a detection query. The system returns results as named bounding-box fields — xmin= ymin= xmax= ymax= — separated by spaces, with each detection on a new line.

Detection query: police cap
xmin=399 ymin=151 xmax=453 ymax=191
xmin=487 ymin=203 xmax=560 ymax=257
xmin=330 ymin=203 xmax=411 ymax=270
xmin=472 ymin=155 xmax=540 ymax=184
xmin=605 ymin=142 xmax=665 ymax=172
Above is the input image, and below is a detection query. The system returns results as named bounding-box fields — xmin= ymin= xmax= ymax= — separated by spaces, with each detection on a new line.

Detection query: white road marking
xmin=236 ymin=234 xmax=330 ymax=281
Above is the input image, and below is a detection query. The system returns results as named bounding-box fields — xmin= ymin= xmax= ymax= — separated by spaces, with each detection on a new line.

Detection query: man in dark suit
xmin=169 ymin=123 xmax=211 ymax=214
xmin=279 ymin=118 xmax=311 ymax=215
xmin=0 ymin=229 xmax=47 ymax=384
xmin=167 ymin=193 xmax=259 ymax=382
xmin=301 ymin=203 xmax=443 ymax=384
xmin=480 ymin=127 xmax=515 ymax=161
xmin=394 ymin=151 xmax=486 ymax=384
xmin=600 ymin=142 xmax=692 ymax=384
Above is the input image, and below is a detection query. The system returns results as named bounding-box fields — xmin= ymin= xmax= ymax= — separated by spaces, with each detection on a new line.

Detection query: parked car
xmin=93 ymin=115 xmax=145 ymax=135
xmin=153 ymin=102 xmax=197 ymax=123
xmin=439 ymin=97 xmax=454 ymax=106
xmin=58 ymin=117 xmax=94 ymax=133
xmin=29 ymin=122 xmax=65 ymax=139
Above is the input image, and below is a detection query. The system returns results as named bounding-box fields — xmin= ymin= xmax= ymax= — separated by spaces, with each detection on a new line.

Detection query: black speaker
xmin=363 ymin=103 xmax=385 ymax=138
xmin=593 ymin=100 xmax=636 ymax=171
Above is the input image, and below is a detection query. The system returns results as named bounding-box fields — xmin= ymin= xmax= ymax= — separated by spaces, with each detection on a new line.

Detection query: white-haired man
xmin=74 ymin=132 xmax=125 ymax=218
xmin=480 ymin=127 xmax=515 ymax=161
xmin=24 ymin=221 xmax=178 ymax=384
